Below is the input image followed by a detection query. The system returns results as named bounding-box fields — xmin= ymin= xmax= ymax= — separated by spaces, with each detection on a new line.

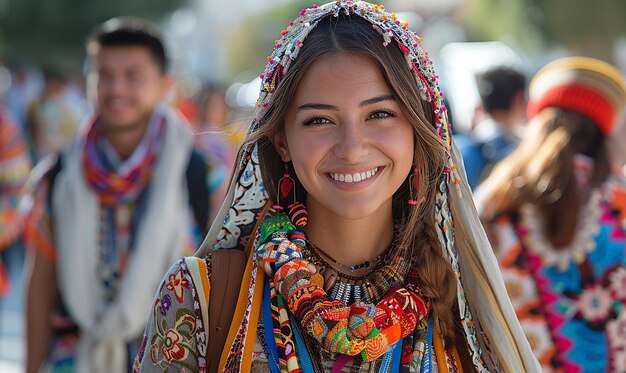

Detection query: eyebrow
xmin=296 ymin=94 xmax=396 ymax=111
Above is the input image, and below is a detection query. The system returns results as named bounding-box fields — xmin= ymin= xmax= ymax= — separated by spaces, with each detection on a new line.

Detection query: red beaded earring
xmin=275 ymin=164 xmax=308 ymax=230
xmin=276 ymin=170 xmax=294 ymax=211
xmin=408 ymin=167 xmax=425 ymax=206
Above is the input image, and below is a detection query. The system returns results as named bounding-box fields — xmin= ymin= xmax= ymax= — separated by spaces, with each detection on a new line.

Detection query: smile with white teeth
xmin=330 ymin=167 xmax=379 ymax=183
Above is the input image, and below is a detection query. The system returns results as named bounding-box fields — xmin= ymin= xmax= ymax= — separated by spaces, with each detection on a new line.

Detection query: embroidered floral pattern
xmin=148 ymin=302 xmax=198 ymax=368
xmin=575 ymin=284 xmax=615 ymax=324
xmin=160 ymin=294 xmax=172 ymax=316
xmin=135 ymin=259 xmax=203 ymax=373
xmin=166 ymin=267 xmax=190 ymax=303
xmin=161 ymin=329 xmax=188 ymax=362
xmin=492 ymin=181 xmax=626 ymax=372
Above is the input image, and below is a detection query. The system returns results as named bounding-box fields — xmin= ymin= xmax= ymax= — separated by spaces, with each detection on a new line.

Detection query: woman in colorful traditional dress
xmin=135 ymin=2 xmax=540 ymax=372
xmin=476 ymin=57 xmax=626 ymax=371
xmin=0 ymin=108 xmax=31 ymax=296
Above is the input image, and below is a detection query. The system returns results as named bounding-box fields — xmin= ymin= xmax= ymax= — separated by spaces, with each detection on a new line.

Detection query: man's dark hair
xmin=87 ymin=17 xmax=168 ymax=73
xmin=476 ymin=67 xmax=526 ymax=113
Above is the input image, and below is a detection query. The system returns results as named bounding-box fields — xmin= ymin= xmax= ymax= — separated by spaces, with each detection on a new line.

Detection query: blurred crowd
xmin=0 ymin=6 xmax=625 ymax=373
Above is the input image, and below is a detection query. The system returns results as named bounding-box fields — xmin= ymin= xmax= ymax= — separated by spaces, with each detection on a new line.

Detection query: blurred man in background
xmin=4 ymin=65 xmax=40 ymax=136
xmin=193 ymin=85 xmax=236 ymax=221
xmin=24 ymin=17 xmax=209 ymax=373
xmin=457 ymin=67 xmax=527 ymax=188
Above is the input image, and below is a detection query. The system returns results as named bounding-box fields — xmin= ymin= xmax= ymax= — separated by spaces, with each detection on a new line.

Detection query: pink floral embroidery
xmin=161 ymin=329 xmax=189 ymax=362
xmin=166 ymin=268 xmax=189 ymax=303
xmin=148 ymin=306 xmax=197 ymax=367
xmin=576 ymin=284 xmax=613 ymax=323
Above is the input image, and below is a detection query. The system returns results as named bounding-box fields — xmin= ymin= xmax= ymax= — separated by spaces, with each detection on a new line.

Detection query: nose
xmin=333 ymin=120 xmax=370 ymax=162
xmin=100 ymin=75 xmax=126 ymax=96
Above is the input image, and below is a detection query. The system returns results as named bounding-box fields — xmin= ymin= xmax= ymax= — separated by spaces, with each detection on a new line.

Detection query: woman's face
xmin=274 ymin=52 xmax=415 ymax=220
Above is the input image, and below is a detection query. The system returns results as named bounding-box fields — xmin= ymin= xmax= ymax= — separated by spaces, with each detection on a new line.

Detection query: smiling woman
xmin=134 ymin=2 xmax=541 ymax=372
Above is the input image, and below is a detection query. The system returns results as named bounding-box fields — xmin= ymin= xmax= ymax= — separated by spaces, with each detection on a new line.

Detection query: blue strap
xmin=391 ymin=338 xmax=403 ymax=372
xmin=263 ymin=280 xmax=281 ymax=373
xmin=420 ymin=316 xmax=434 ymax=373
xmin=290 ymin=314 xmax=315 ymax=373
xmin=379 ymin=347 xmax=394 ymax=372
xmin=378 ymin=337 xmax=404 ymax=373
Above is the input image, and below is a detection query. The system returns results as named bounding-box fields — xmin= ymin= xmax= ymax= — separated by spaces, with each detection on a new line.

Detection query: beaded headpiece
xmin=253 ymin=1 xmax=453 ymax=148
xmin=198 ymin=1 xmax=540 ymax=371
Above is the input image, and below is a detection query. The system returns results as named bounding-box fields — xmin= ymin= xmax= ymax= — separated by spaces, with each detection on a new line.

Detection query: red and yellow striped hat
xmin=527 ymin=56 xmax=626 ymax=134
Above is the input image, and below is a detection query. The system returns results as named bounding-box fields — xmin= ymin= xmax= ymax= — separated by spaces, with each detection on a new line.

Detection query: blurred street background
xmin=1 ymin=0 xmax=626 ymax=371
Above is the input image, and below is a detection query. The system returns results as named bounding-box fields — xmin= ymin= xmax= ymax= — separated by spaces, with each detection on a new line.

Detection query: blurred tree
xmin=226 ymin=0 xmax=312 ymax=79
xmin=226 ymin=0 xmax=391 ymax=79
xmin=463 ymin=0 xmax=626 ymax=61
xmin=0 ymin=0 xmax=186 ymax=72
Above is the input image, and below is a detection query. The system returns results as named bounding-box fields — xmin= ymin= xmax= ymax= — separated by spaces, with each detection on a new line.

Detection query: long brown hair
xmin=246 ymin=14 xmax=458 ymax=336
xmin=481 ymin=107 xmax=611 ymax=247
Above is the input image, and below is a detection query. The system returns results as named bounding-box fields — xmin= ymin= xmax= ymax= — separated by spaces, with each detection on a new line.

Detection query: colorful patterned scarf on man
xmin=83 ymin=117 xmax=165 ymax=206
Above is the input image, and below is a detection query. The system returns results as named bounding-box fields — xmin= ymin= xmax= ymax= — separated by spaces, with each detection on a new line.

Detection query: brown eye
xmin=368 ymin=110 xmax=397 ymax=120
xmin=303 ymin=116 xmax=332 ymax=126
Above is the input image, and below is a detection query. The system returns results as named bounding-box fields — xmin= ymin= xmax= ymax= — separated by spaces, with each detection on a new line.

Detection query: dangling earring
xmin=275 ymin=164 xmax=308 ymax=233
xmin=275 ymin=167 xmax=294 ymax=212
xmin=408 ymin=167 xmax=425 ymax=206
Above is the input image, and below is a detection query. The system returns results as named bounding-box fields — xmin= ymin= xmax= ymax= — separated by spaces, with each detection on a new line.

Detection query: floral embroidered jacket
xmin=484 ymin=178 xmax=626 ymax=372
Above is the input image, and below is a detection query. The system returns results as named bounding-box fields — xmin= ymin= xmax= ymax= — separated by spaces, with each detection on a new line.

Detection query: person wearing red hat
xmin=476 ymin=57 xmax=626 ymax=371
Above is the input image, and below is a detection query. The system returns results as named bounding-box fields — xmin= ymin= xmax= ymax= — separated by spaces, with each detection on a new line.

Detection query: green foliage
xmin=0 ymin=0 xmax=186 ymax=72
xmin=226 ymin=0 xmax=313 ymax=78
xmin=463 ymin=0 xmax=626 ymax=59
xmin=543 ymin=0 xmax=626 ymax=58
xmin=463 ymin=0 xmax=543 ymax=51
xmin=224 ymin=0 xmax=391 ymax=80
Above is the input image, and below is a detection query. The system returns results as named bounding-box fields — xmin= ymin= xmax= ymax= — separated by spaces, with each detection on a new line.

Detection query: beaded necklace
xmin=303 ymin=238 xmax=409 ymax=304
xmin=307 ymin=240 xmax=387 ymax=273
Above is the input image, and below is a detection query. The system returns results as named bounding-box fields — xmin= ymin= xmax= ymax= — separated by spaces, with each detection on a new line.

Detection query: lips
xmin=104 ymin=98 xmax=133 ymax=113
xmin=329 ymin=167 xmax=379 ymax=183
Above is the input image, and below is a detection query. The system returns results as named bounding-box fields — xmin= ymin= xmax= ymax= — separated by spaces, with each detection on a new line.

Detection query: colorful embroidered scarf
xmin=83 ymin=116 xmax=166 ymax=206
